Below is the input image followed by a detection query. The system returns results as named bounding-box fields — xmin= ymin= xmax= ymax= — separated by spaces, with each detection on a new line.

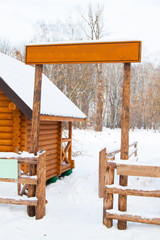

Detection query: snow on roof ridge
xmin=0 ymin=52 xmax=86 ymax=119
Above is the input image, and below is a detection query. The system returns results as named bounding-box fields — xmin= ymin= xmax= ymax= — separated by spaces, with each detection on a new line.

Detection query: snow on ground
xmin=1 ymin=128 xmax=160 ymax=240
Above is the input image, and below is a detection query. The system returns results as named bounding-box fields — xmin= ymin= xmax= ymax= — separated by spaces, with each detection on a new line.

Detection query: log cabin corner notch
xmin=0 ymin=52 xmax=86 ymax=181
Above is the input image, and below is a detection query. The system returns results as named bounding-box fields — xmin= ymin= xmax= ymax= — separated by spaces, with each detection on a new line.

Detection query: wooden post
xmin=118 ymin=63 xmax=131 ymax=230
xmin=99 ymin=148 xmax=106 ymax=198
xmin=103 ymin=155 xmax=115 ymax=228
xmin=134 ymin=143 xmax=137 ymax=157
xmin=27 ymin=64 xmax=43 ymax=217
xmin=68 ymin=122 xmax=72 ymax=163
xmin=36 ymin=152 xmax=46 ymax=220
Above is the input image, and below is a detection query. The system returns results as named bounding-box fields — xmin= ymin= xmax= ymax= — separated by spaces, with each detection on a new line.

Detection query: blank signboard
xmin=0 ymin=159 xmax=18 ymax=179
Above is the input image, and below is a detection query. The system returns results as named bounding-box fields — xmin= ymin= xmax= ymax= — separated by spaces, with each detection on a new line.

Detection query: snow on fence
xmin=0 ymin=150 xmax=46 ymax=220
xmin=99 ymin=141 xmax=138 ymax=198
xmin=99 ymin=141 xmax=160 ymax=229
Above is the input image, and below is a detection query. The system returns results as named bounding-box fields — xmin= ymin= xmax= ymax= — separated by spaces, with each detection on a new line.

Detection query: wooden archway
xmin=25 ymin=41 xmax=141 ymax=228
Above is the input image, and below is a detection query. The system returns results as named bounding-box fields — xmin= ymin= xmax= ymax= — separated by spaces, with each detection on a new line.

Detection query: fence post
xmin=99 ymin=148 xmax=106 ymax=198
xmin=36 ymin=152 xmax=46 ymax=220
xmin=103 ymin=162 xmax=115 ymax=228
xmin=134 ymin=142 xmax=137 ymax=157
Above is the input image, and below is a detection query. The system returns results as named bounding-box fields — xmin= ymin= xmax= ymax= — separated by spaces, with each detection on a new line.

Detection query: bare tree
xmin=80 ymin=3 xmax=106 ymax=131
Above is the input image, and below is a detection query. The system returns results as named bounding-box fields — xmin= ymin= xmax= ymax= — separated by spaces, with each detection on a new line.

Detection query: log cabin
xmin=0 ymin=52 xmax=86 ymax=180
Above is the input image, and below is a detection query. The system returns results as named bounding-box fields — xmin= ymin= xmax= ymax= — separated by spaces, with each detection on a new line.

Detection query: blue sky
xmin=0 ymin=0 xmax=160 ymax=55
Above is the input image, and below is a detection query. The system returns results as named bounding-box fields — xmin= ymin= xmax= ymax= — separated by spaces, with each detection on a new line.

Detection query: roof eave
xmin=40 ymin=114 xmax=86 ymax=122
xmin=0 ymin=77 xmax=32 ymax=119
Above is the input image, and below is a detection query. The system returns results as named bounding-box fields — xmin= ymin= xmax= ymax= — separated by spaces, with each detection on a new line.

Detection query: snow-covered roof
xmin=0 ymin=52 xmax=86 ymax=120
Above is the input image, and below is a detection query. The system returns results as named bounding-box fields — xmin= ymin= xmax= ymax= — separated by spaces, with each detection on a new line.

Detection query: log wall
xmin=0 ymin=90 xmax=73 ymax=181
xmin=26 ymin=119 xmax=60 ymax=180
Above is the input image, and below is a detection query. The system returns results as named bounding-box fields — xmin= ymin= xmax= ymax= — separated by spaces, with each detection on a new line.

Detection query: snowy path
xmin=0 ymin=128 xmax=160 ymax=240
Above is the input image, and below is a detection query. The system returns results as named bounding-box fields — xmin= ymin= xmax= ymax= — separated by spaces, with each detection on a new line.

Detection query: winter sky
xmin=0 ymin=0 xmax=160 ymax=55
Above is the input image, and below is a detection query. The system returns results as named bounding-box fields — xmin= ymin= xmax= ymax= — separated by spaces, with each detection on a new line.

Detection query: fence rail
xmin=99 ymin=141 xmax=138 ymax=198
xmin=0 ymin=150 xmax=46 ymax=220
xmin=99 ymin=141 xmax=160 ymax=229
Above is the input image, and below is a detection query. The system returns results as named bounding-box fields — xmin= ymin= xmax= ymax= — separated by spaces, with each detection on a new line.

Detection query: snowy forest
xmin=1 ymin=4 xmax=160 ymax=131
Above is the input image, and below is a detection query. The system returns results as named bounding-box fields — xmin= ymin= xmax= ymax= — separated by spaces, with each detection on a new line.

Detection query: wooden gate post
xmin=118 ymin=63 xmax=131 ymax=230
xmin=27 ymin=64 xmax=43 ymax=217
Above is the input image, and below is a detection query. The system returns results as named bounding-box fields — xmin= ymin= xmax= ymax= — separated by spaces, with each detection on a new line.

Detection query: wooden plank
xmin=25 ymin=41 xmax=141 ymax=64
xmin=106 ymin=186 xmax=160 ymax=198
xmin=99 ymin=148 xmax=106 ymax=198
xmin=36 ymin=152 xmax=46 ymax=219
xmin=28 ymin=64 xmax=43 ymax=217
xmin=0 ymin=177 xmax=37 ymax=185
xmin=117 ymin=164 xmax=160 ymax=178
xmin=0 ymin=197 xmax=37 ymax=206
xmin=118 ymin=62 xmax=131 ymax=230
xmin=106 ymin=211 xmax=160 ymax=225
xmin=40 ymin=115 xmax=85 ymax=122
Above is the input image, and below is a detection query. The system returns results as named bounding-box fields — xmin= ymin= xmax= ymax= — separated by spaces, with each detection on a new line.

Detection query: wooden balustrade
xmin=99 ymin=142 xmax=160 ymax=229
xmin=0 ymin=150 xmax=46 ymax=220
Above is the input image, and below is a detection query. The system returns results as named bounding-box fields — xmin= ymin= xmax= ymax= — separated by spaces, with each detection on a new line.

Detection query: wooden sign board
xmin=0 ymin=159 xmax=18 ymax=179
xmin=117 ymin=164 xmax=160 ymax=178
xmin=25 ymin=41 xmax=141 ymax=65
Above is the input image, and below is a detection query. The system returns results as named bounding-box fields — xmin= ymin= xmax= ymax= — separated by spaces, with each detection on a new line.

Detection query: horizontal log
xmin=0 ymin=197 xmax=37 ymax=206
xmin=46 ymin=163 xmax=57 ymax=171
xmin=46 ymin=153 xmax=58 ymax=159
xmin=43 ymin=148 xmax=58 ymax=155
xmin=0 ymin=101 xmax=10 ymax=107
xmin=46 ymin=168 xmax=58 ymax=177
xmin=27 ymin=124 xmax=58 ymax=130
xmin=61 ymin=166 xmax=72 ymax=173
xmin=117 ymin=164 xmax=160 ymax=178
xmin=0 ymin=176 xmax=37 ymax=185
xmin=40 ymin=121 xmax=59 ymax=125
xmin=0 ymin=107 xmax=12 ymax=113
xmin=0 ymin=132 xmax=13 ymax=139
xmin=46 ymin=172 xmax=57 ymax=180
xmin=0 ymin=146 xmax=13 ymax=151
xmin=27 ymin=129 xmax=59 ymax=136
xmin=27 ymin=142 xmax=58 ymax=151
xmin=39 ymin=134 xmax=59 ymax=141
xmin=106 ymin=211 xmax=160 ymax=225
xmin=106 ymin=186 xmax=160 ymax=198
xmin=39 ymin=139 xmax=58 ymax=146
xmin=0 ymin=119 xmax=13 ymax=126
xmin=62 ymin=163 xmax=71 ymax=171
xmin=0 ymin=139 xmax=12 ymax=146
xmin=0 ymin=95 xmax=10 ymax=101
xmin=0 ymin=126 xmax=13 ymax=133
xmin=0 ymin=113 xmax=12 ymax=120
xmin=46 ymin=159 xmax=58 ymax=166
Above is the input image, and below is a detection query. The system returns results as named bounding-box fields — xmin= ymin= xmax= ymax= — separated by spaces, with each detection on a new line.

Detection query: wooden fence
xmin=99 ymin=141 xmax=138 ymax=198
xmin=0 ymin=150 xmax=46 ymax=220
xmin=99 ymin=141 xmax=160 ymax=229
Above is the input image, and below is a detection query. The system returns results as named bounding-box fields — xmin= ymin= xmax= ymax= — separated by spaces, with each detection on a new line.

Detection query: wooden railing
xmin=0 ymin=150 xmax=46 ymax=220
xmin=99 ymin=141 xmax=160 ymax=229
xmin=99 ymin=141 xmax=138 ymax=198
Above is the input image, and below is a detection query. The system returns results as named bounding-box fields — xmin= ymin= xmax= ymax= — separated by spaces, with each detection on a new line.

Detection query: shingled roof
xmin=0 ymin=52 xmax=86 ymax=120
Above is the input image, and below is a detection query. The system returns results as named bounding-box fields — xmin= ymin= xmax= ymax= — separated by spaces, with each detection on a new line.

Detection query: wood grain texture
xmin=117 ymin=164 xmax=160 ymax=178
xmin=25 ymin=41 xmax=141 ymax=64
xmin=118 ymin=63 xmax=131 ymax=230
